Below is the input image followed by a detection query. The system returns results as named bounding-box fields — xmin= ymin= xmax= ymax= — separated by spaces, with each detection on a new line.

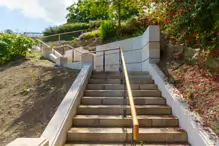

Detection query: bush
xmin=82 ymin=31 xmax=100 ymax=39
xmin=0 ymin=34 xmax=38 ymax=65
xmin=112 ymin=16 xmax=147 ymax=41
xmin=100 ymin=21 xmax=116 ymax=41
xmin=119 ymin=17 xmax=140 ymax=35
xmin=139 ymin=1 xmax=219 ymax=52
xmin=43 ymin=21 xmax=102 ymax=42
xmin=43 ymin=20 xmax=102 ymax=36
xmin=89 ymin=20 xmax=102 ymax=29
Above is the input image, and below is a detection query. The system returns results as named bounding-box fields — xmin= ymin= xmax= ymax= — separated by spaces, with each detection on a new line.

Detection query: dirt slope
xmin=159 ymin=61 xmax=219 ymax=138
xmin=0 ymin=56 xmax=79 ymax=146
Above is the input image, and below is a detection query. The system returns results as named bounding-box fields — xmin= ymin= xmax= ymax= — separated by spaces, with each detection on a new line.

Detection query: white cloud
xmin=0 ymin=0 xmax=77 ymax=25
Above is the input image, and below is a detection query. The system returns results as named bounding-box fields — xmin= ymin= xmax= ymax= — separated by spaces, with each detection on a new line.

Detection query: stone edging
xmin=40 ymin=65 xmax=92 ymax=146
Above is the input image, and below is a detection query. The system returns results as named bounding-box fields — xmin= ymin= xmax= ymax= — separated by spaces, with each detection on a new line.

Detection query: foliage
xmin=129 ymin=0 xmax=219 ymax=58
xmin=67 ymin=16 xmax=147 ymax=41
xmin=73 ymin=37 xmax=79 ymax=42
xmin=119 ymin=16 xmax=148 ymax=35
xmin=66 ymin=0 xmax=139 ymax=23
xmin=44 ymin=0 xmax=140 ymax=41
xmin=82 ymin=31 xmax=100 ymax=39
xmin=108 ymin=0 xmax=139 ymax=21
xmin=100 ymin=21 xmax=116 ymax=40
xmin=0 ymin=34 xmax=38 ymax=65
xmin=43 ymin=21 xmax=102 ymax=42
xmin=43 ymin=21 xmax=102 ymax=36
xmin=66 ymin=0 xmax=110 ymax=23
xmin=4 ymin=29 xmax=14 ymax=34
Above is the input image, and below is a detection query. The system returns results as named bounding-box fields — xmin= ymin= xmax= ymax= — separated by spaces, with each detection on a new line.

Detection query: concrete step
xmin=84 ymin=90 xmax=161 ymax=97
xmin=88 ymin=79 xmax=154 ymax=84
xmin=77 ymin=105 xmax=172 ymax=115
xmin=91 ymin=74 xmax=152 ymax=79
xmin=87 ymin=84 xmax=158 ymax=90
xmin=67 ymin=127 xmax=187 ymax=143
xmin=73 ymin=115 xmax=179 ymax=127
xmin=65 ymin=143 xmax=189 ymax=146
xmin=81 ymin=97 xmax=166 ymax=105
xmin=92 ymin=71 xmax=150 ymax=76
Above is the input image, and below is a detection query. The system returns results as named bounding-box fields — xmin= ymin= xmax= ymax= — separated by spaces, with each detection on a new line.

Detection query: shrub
xmin=135 ymin=1 xmax=219 ymax=52
xmin=43 ymin=21 xmax=102 ymax=36
xmin=82 ymin=31 xmax=100 ymax=39
xmin=0 ymin=34 xmax=38 ymax=65
xmin=89 ymin=20 xmax=102 ymax=29
xmin=100 ymin=21 xmax=116 ymax=41
xmin=43 ymin=21 xmax=102 ymax=42
xmin=115 ymin=16 xmax=147 ymax=40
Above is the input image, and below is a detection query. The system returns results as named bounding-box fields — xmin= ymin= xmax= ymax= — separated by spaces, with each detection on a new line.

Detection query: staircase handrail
xmin=37 ymin=39 xmax=63 ymax=57
xmin=53 ymin=44 xmax=85 ymax=54
xmin=87 ymin=47 xmax=139 ymax=142
xmin=120 ymin=48 xmax=139 ymax=141
xmin=40 ymin=28 xmax=98 ymax=39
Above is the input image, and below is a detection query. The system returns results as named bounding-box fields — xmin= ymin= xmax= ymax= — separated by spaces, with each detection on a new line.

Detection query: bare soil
xmin=159 ymin=60 xmax=219 ymax=138
xmin=0 ymin=56 xmax=79 ymax=146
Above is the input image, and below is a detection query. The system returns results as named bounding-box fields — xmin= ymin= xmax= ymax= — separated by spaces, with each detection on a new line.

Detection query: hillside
xmin=0 ymin=54 xmax=79 ymax=145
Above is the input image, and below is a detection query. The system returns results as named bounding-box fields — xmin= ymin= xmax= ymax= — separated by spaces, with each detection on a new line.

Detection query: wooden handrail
xmin=120 ymin=48 xmax=139 ymax=141
xmin=40 ymin=28 xmax=97 ymax=39
xmin=37 ymin=39 xmax=63 ymax=57
xmin=37 ymin=39 xmax=51 ymax=49
xmin=37 ymin=39 xmax=85 ymax=55
xmin=86 ymin=47 xmax=120 ymax=54
xmin=54 ymin=44 xmax=85 ymax=54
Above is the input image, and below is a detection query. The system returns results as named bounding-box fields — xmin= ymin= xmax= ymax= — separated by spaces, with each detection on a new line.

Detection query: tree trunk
xmin=118 ymin=0 xmax=121 ymax=30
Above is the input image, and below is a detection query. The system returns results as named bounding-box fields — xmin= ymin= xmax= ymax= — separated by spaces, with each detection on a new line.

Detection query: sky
xmin=0 ymin=0 xmax=77 ymax=33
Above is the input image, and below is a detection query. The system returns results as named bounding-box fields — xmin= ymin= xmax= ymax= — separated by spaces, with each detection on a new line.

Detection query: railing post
xmin=58 ymin=34 xmax=61 ymax=44
xmin=121 ymin=48 xmax=126 ymax=118
xmin=123 ymin=75 xmax=127 ymax=118
xmin=119 ymin=49 xmax=123 ymax=84
xmin=40 ymin=42 xmax=43 ymax=52
xmin=103 ymin=51 xmax=105 ymax=71
xmin=131 ymin=125 xmax=136 ymax=146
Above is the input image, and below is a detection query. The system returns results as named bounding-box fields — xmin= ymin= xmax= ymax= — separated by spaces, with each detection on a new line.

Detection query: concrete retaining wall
xmin=95 ymin=25 xmax=160 ymax=71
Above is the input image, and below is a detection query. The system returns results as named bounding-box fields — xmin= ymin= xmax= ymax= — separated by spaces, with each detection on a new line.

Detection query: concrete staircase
xmin=65 ymin=71 xmax=189 ymax=145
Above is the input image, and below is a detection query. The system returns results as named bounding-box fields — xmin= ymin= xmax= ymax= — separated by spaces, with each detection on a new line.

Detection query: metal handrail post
xmin=119 ymin=49 xmax=122 ymax=84
xmin=103 ymin=51 xmax=105 ymax=71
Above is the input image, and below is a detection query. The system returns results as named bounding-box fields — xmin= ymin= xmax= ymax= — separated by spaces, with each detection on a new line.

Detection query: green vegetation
xmin=43 ymin=16 xmax=148 ymax=42
xmin=43 ymin=20 xmax=102 ymax=36
xmin=66 ymin=0 xmax=138 ymax=24
xmin=82 ymin=31 xmax=100 ymax=39
xmin=0 ymin=34 xmax=39 ymax=65
xmin=42 ymin=20 xmax=102 ymax=42
xmin=43 ymin=0 xmax=139 ymax=39
xmin=100 ymin=21 xmax=116 ymax=41
xmin=132 ymin=0 xmax=218 ymax=56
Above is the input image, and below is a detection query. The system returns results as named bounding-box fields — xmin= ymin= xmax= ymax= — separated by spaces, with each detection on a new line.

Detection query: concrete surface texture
xmin=95 ymin=25 xmax=160 ymax=71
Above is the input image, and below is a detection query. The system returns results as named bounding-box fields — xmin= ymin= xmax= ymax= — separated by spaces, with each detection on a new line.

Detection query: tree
xmin=128 ymin=0 xmax=219 ymax=54
xmin=66 ymin=0 xmax=110 ymax=23
xmin=109 ymin=0 xmax=139 ymax=29
xmin=4 ymin=29 xmax=14 ymax=34
xmin=66 ymin=0 xmax=139 ymax=24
